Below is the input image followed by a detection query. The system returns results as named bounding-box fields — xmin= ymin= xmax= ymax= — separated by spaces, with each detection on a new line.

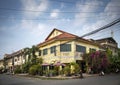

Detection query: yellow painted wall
xmin=38 ymin=40 xmax=75 ymax=63
xmin=48 ymin=30 xmax=62 ymax=40
xmin=38 ymin=39 xmax=100 ymax=64
xmin=5 ymin=58 xmax=12 ymax=69
xmin=75 ymin=41 xmax=99 ymax=53
xmin=0 ymin=60 xmax=4 ymax=68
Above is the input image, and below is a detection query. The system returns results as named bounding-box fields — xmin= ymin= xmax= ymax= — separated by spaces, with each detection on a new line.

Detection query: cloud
xmin=21 ymin=20 xmax=48 ymax=36
xmin=20 ymin=0 xmax=52 ymax=40
xmin=72 ymin=0 xmax=120 ymax=38
xmin=74 ymin=0 xmax=103 ymax=26
xmin=90 ymin=0 xmax=120 ymax=29
xmin=61 ymin=3 xmax=65 ymax=9
xmin=103 ymin=0 xmax=120 ymax=19
xmin=21 ymin=0 xmax=49 ymax=18
xmin=50 ymin=9 xmax=60 ymax=18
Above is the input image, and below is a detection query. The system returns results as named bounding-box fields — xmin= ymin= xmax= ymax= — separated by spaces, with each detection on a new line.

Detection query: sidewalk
xmin=83 ymin=73 xmax=99 ymax=77
xmin=15 ymin=73 xmax=99 ymax=80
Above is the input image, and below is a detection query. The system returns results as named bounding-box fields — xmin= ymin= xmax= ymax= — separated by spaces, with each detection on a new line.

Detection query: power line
xmin=0 ymin=14 xmax=120 ymax=21
xmin=87 ymin=28 xmax=120 ymax=39
xmin=81 ymin=18 xmax=120 ymax=37
xmin=50 ymin=0 xmax=120 ymax=7
xmin=0 ymin=17 xmax=118 ymax=21
xmin=87 ymin=22 xmax=120 ymax=36
xmin=0 ymin=7 xmax=120 ymax=13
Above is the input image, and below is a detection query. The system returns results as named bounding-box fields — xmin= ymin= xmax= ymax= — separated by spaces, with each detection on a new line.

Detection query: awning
xmin=53 ymin=62 xmax=66 ymax=66
xmin=42 ymin=63 xmax=50 ymax=66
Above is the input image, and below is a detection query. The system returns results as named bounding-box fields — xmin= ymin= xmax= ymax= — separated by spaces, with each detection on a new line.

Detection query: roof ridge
xmin=45 ymin=28 xmax=79 ymax=41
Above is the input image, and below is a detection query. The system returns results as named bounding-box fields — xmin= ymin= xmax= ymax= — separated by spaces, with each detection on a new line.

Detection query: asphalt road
xmin=0 ymin=74 xmax=120 ymax=85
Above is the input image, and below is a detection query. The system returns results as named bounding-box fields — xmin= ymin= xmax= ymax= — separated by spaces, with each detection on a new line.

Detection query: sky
xmin=0 ymin=0 xmax=120 ymax=59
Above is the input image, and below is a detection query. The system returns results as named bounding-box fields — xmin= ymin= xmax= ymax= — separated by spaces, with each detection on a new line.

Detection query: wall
xmin=0 ymin=60 xmax=4 ymax=68
xmin=38 ymin=40 xmax=100 ymax=64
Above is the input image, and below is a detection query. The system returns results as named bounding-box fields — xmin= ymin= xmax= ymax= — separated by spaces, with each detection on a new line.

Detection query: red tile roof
xmin=37 ymin=28 xmax=101 ymax=47
xmin=45 ymin=28 xmax=78 ymax=41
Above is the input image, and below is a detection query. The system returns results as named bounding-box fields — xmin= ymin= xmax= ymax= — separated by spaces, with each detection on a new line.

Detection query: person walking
xmin=79 ymin=70 xmax=83 ymax=78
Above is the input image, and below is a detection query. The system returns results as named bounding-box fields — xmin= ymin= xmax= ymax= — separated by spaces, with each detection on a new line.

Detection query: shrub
xmin=73 ymin=63 xmax=80 ymax=74
xmin=54 ymin=66 xmax=59 ymax=75
xmin=22 ymin=61 xmax=31 ymax=73
xmin=29 ymin=64 xmax=42 ymax=75
xmin=37 ymin=65 xmax=42 ymax=76
xmin=84 ymin=51 xmax=109 ymax=73
xmin=47 ymin=70 xmax=56 ymax=77
xmin=64 ymin=66 xmax=71 ymax=76
xmin=70 ymin=62 xmax=80 ymax=74
xmin=29 ymin=65 xmax=38 ymax=75
xmin=14 ymin=66 xmax=22 ymax=74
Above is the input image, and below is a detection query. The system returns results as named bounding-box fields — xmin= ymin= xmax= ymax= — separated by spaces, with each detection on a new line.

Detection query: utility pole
xmin=111 ymin=30 xmax=114 ymax=38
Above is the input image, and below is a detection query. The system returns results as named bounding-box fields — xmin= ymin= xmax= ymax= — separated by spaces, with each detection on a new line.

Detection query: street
xmin=0 ymin=74 xmax=120 ymax=85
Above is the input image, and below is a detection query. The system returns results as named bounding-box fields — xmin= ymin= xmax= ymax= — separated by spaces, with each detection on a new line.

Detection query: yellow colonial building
xmin=4 ymin=50 xmax=26 ymax=72
xmin=2 ymin=28 xmax=105 ymax=72
xmin=37 ymin=28 xmax=103 ymax=69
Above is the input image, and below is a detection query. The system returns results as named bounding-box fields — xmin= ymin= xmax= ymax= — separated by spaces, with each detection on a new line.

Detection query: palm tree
xmin=23 ymin=48 xmax=31 ymax=63
xmin=30 ymin=45 xmax=39 ymax=65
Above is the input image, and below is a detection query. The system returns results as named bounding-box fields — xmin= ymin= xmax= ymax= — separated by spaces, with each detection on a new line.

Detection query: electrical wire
xmin=0 ymin=15 xmax=120 ymax=21
xmin=81 ymin=18 xmax=120 ymax=37
xmin=49 ymin=0 xmax=120 ymax=7
xmin=86 ymin=26 xmax=120 ymax=39
xmin=0 ymin=7 xmax=120 ymax=13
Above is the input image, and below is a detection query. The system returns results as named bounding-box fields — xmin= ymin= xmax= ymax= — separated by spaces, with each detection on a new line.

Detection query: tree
xmin=22 ymin=61 xmax=31 ymax=73
xmin=106 ymin=48 xmax=120 ymax=72
xmin=30 ymin=45 xmax=39 ymax=65
xmin=106 ymin=48 xmax=113 ymax=64
xmin=23 ymin=48 xmax=31 ymax=62
xmin=36 ymin=58 xmax=43 ymax=64
xmin=14 ymin=66 xmax=22 ymax=74
xmin=64 ymin=65 xmax=71 ymax=76
xmin=23 ymin=45 xmax=40 ymax=65
xmin=70 ymin=62 xmax=80 ymax=74
xmin=83 ymin=51 xmax=109 ymax=73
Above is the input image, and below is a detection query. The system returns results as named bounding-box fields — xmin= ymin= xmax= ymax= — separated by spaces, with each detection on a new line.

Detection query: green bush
xmin=14 ymin=66 xmax=22 ymax=74
xmin=22 ymin=61 xmax=31 ymax=73
xmin=29 ymin=64 xmax=42 ymax=75
xmin=64 ymin=66 xmax=71 ymax=76
xmin=54 ymin=66 xmax=59 ymax=75
xmin=59 ymin=69 xmax=64 ymax=75
xmin=37 ymin=65 xmax=42 ymax=76
xmin=29 ymin=65 xmax=37 ymax=75
xmin=47 ymin=70 xmax=56 ymax=77
xmin=73 ymin=63 xmax=80 ymax=74
xmin=70 ymin=62 xmax=80 ymax=74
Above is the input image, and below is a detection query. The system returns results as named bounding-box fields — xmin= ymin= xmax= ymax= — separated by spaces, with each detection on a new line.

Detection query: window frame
xmin=76 ymin=45 xmax=86 ymax=53
xmin=43 ymin=48 xmax=48 ymax=55
xmin=89 ymin=48 xmax=96 ymax=53
xmin=60 ymin=44 xmax=71 ymax=52
xmin=50 ymin=46 xmax=56 ymax=54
